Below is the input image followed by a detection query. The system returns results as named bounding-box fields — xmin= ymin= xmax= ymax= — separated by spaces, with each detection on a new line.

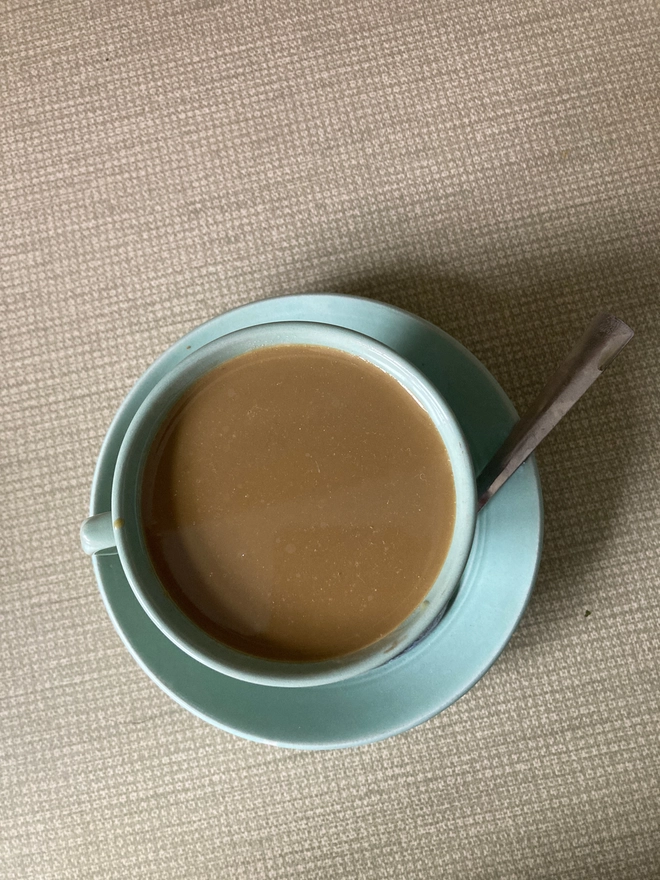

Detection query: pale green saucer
xmin=89 ymin=294 xmax=543 ymax=749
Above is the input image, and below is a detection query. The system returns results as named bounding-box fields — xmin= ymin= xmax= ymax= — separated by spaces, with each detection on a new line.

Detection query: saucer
xmin=90 ymin=294 xmax=543 ymax=749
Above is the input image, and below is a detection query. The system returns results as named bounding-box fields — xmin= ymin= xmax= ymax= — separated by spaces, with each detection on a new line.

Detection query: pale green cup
xmin=80 ymin=322 xmax=476 ymax=687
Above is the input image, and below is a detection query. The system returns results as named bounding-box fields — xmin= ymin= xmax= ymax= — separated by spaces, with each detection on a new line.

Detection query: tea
xmin=141 ymin=344 xmax=456 ymax=662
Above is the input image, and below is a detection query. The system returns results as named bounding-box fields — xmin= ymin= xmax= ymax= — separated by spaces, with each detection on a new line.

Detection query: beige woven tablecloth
xmin=2 ymin=1 xmax=659 ymax=877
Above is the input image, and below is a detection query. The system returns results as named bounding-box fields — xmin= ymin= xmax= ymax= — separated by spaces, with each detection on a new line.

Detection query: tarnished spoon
xmin=477 ymin=313 xmax=634 ymax=511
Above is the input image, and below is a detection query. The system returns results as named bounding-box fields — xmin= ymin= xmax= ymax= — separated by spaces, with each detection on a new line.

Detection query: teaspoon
xmin=476 ymin=313 xmax=634 ymax=510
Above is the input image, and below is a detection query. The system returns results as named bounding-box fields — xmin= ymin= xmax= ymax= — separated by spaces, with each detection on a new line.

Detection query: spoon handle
xmin=476 ymin=313 xmax=634 ymax=511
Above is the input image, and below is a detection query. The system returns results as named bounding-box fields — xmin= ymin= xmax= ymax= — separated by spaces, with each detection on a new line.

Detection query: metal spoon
xmin=476 ymin=313 xmax=634 ymax=511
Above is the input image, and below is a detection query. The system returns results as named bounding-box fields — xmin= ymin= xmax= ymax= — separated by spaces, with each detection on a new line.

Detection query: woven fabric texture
xmin=1 ymin=1 xmax=659 ymax=877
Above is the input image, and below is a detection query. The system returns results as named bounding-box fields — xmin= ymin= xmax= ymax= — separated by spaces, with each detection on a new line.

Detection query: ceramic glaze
xmin=86 ymin=295 xmax=542 ymax=748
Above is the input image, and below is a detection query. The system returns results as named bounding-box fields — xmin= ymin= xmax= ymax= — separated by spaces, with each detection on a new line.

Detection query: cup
xmin=81 ymin=322 xmax=476 ymax=686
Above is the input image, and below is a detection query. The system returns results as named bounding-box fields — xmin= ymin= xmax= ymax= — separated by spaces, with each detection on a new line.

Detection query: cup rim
xmin=111 ymin=321 xmax=476 ymax=687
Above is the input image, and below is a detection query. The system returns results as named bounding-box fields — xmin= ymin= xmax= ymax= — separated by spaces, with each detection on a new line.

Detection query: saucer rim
xmin=90 ymin=293 xmax=543 ymax=749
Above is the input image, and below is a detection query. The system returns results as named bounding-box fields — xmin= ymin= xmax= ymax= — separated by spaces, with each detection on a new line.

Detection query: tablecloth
xmin=2 ymin=1 xmax=659 ymax=877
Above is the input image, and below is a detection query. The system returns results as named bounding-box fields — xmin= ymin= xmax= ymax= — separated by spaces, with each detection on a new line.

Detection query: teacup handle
xmin=80 ymin=512 xmax=118 ymax=555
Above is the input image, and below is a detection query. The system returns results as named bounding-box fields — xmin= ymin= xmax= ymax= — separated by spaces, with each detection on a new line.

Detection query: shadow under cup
xmin=85 ymin=322 xmax=477 ymax=687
